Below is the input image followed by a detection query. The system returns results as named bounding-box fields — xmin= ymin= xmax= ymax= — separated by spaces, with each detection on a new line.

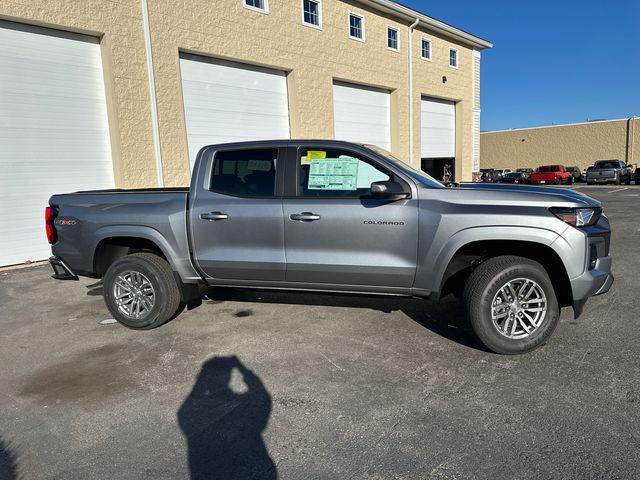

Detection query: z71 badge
xmin=55 ymin=219 xmax=77 ymax=226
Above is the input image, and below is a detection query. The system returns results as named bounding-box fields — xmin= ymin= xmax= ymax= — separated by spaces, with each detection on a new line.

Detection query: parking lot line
xmin=607 ymin=187 xmax=629 ymax=193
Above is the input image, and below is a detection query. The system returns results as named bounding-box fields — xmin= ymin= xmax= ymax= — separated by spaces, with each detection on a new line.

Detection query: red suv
xmin=530 ymin=165 xmax=573 ymax=185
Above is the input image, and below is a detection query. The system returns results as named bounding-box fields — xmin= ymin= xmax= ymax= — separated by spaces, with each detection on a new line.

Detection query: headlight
xmin=550 ymin=207 xmax=602 ymax=227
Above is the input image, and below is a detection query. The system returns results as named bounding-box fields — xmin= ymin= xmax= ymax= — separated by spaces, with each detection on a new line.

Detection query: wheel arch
xmin=92 ymin=226 xmax=178 ymax=277
xmin=432 ymin=228 xmax=573 ymax=307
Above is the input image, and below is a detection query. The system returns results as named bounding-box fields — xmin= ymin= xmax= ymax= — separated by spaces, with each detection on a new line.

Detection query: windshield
xmin=365 ymin=145 xmax=445 ymax=188
xmin=594 ymin=160 xmax=620 ymax=169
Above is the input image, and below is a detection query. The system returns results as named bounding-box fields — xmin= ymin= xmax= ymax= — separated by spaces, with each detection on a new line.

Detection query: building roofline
xmin=358 ymin=0 xmax=493 ymax=49
xmin=481 ymin=117 xmax=639 ymax=134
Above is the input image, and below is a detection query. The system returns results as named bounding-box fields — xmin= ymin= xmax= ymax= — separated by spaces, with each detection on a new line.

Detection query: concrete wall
xmin=481 ymin=118 xmax=640 ymax=171
xmin=1 ymin=0 xmax=481 ymax=187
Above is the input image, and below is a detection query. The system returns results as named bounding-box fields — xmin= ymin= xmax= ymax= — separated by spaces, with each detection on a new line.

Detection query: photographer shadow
xmin=178 ymin=356 xmax=277 ymax=480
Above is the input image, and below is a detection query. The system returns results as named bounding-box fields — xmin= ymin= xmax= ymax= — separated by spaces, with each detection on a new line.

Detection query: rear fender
xmin=92 ymin=225 xmax=197 ymax=282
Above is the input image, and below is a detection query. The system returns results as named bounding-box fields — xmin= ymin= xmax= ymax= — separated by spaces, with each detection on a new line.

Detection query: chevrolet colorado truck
xmin=586 ymin=160 xmax=632 ymax=185
xmin=47 ymin=140 xmax=613 ymax=354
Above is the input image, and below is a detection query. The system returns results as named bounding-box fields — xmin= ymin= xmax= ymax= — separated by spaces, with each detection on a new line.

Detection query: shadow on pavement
xmin=178 ymin=356 xmax=277 ymax=480
xmin=0 ymin=438 xmax=18 ymax=480
xmin=204 ymin=288 xmax=487 ymax=352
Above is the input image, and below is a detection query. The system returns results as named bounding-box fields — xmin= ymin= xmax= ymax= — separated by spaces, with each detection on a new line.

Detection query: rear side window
xmin=538 ymin=165 xmax=559 ymax=172
xmin=211 ymin=148 xmax=277 ymax=197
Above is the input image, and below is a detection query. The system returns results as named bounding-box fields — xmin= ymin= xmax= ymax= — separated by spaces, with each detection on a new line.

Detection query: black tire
xmin=636 ymin=179 xmax=640 ymax=185
xmin=614 ymin=177 xmax=621 ymax=185
xmin=567 ymin=176 xmax=574 ymax=185
xmin=625 ymin=176 xmax=631 ymax=185
xmin=462 ymin=256 xmax=560 ymax=354
xmin=103 ymin=252 xmax=182 ymax=329
xmin=587 ymin=181 xmax=594 ymax=186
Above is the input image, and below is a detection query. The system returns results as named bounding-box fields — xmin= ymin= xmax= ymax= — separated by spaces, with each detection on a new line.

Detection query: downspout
xmin=141 ymin=0 xmax=164 ymax=187
xmin=408 ymin=17 xmax=420 ymax=165
xmin=627 ymin=115 xmax=637 ymax=167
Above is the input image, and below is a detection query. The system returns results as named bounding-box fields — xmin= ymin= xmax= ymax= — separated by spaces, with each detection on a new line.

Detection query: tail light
xmin=45 ymin=206 xmax=58 ymax=244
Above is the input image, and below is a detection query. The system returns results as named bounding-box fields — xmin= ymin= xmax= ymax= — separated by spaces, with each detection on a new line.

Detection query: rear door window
xmin=211 ymin=148 xmax=278 ymax=197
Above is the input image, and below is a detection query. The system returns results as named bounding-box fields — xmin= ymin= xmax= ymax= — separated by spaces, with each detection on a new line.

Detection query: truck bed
xmin=49 ymin=188 xmax=200 ymax=282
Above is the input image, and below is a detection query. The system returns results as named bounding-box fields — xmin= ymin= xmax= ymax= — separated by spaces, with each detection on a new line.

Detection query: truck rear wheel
xmin=103 ymin=252 xmax=182 ymax=329
xmin=463 ymin=256 xmax=560 ymax=354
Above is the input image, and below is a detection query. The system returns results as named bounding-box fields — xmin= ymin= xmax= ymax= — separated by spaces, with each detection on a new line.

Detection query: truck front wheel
xmin=103 ymin=252 xmax=183 ymax=329
xmin=463 ymin=256 xmax=560 ymax=354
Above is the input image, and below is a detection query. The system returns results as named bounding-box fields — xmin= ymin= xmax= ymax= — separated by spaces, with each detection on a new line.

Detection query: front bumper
xmin=571 ymin=256 xmax=613 ymax=318
xmin=49 ymin=256 xmax=79 ymax=281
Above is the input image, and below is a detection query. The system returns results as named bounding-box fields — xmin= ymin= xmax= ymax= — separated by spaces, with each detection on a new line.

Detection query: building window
xmin=387 ymin=26 xmax=399 ymax=51
xmin=349 ymin=13 xmax=365 ymax=41
xmin=449 ymin=48 xmax=459 ymax=68
xmin=302 ymin=0 xmax=322 ymax=29
xmin=421 ymin=38 xmax=432 ymax=60
xmin=244 ymin=0 xmax=268 ymax=13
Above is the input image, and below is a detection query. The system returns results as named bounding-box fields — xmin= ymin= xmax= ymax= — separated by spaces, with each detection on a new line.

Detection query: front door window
xmin=297 ymin=148 xmax=390 ymax=197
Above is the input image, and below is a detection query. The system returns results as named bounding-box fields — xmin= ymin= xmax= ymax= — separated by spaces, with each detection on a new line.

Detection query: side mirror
xmin=369 ymin=181 xmax=410 ymax=200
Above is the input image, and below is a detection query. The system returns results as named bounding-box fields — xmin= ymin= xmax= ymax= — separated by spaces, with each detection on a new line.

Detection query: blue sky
xmin=403 ymin=0 xmax=640 ymax=131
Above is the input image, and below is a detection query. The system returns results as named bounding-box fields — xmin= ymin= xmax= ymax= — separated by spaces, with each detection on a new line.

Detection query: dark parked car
xmin=480 ymin=168 xmax=497 ymax=183
xmin=635 ymin=167 xmax=640 ymax=185
xmin=565 ymin=166 xmax=582 ymax=183
xmin=516 ymin=168 xmax=534 ymax=174
xmin=586 ymin=160 xmax=632 ymax=185
xmin=500 ymin=172 xmax=528 ymax=184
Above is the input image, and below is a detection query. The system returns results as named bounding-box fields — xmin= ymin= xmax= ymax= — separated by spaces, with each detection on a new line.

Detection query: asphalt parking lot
xmin=0 ymin=185 xmax=638 ymax=479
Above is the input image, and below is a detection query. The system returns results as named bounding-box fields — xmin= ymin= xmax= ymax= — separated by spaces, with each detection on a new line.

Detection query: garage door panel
xmin=333 ymin=81 xmax=391 ymax=151
xmin=180 ymin=54 xmax=290 ymax=166
xmin=0 ymin=21 xmax=114 ymax=266
xmin=421 ymin=97 xmax=456 ymax=159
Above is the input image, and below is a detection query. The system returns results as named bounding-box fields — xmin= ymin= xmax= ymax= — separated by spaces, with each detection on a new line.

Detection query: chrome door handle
xmin=200 ymin=211 xmax=228 ymax=221
xmin=289 ymin=212 xmax=321 ymax=221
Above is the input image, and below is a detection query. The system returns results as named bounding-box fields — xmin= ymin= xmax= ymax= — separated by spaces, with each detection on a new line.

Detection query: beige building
xmin=0 ymin=0 xmax=490 ymax=266
xmin=481 ymin=117 xmax=640 ymax=172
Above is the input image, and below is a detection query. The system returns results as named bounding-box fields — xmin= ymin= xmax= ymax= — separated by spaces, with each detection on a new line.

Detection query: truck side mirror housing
xmin=369 ymin=181 xmax=410 ymax=200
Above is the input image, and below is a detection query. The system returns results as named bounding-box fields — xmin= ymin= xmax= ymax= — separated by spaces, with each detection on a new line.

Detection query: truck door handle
xmin=289 ymin=212 xmax=321 ymax=221
xmin=200 ymin=211 xmax=228 ymax=221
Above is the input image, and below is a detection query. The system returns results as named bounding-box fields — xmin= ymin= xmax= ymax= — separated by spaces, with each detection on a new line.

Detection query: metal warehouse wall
xmin=480 ymin=118 xmax=640 ymax=171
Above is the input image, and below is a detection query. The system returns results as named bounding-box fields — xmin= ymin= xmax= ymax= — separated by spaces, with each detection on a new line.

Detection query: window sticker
xmin=247 ymin=159 xmax=272 ymax=171
xmin=301 ymin=150 xmax=326 ymax=165
xmin=308 ymin=157 xmax=359 ymax=190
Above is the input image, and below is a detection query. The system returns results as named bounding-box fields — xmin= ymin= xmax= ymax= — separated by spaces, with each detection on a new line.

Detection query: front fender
xmin=415 ymin=225 xmax=570 ymax=295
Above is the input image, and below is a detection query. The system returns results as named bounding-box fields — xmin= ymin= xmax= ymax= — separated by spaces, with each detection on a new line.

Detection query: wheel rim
xmin=491 ymin=277 xmax=547 ymax=339
xmin=112 ymin=270 xmax=156 ymax=320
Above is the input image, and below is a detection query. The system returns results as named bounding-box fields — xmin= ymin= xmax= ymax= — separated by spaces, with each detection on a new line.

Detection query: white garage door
xmin=0 ymin=21 xmax=114 ymax=266
xmin=180 ymin=54 xmax=291 ymax=167
xmin=333 ymin=81 xmax=391 ymax=151
xmin=421 ymin=97 xmax=456 ymax=158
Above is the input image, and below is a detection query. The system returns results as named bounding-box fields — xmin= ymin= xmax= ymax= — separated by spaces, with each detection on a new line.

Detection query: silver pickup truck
xmin=47 ymin=140 xmax=613 ymax=354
